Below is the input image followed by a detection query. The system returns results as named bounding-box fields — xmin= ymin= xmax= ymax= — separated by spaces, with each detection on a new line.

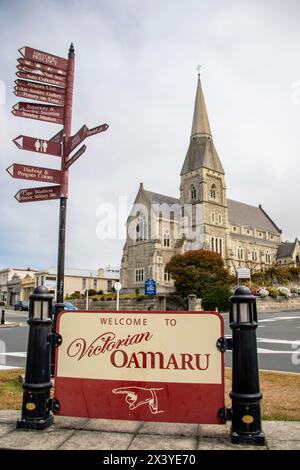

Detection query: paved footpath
xmin=0 ymin=411 xmax=299 ymax=450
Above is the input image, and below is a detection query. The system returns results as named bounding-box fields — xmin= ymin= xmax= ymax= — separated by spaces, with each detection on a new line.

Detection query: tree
xmin=166 ymin=249 xmax=232 ymax=304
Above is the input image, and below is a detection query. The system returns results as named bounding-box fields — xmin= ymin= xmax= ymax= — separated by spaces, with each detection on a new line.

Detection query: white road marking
xmin=0 ymin=352 xmax=27 ymax=357
xmin=257 ymin=338 xmax=300 ymax=345
xmin=260 ymin=316 xmax=299 ymax=323
xmin=0 ymin=365 xmax=20 ymax=370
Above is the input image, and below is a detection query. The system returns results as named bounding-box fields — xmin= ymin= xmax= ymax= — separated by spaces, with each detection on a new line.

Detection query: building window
xmin=135 ymin=268 xmax=144 ymax=283
xmin=233 ymin=226 xmax=237 ymax=232
xmin=163 ymin=231 xmax=170 ymax=247
xmin=93 ymin=279 xmax=97 ymax=290
xmin=219 ymin=239 xmax=222 ymax=256
xmin=218 ymin=214 xmax=222 ymax=224
xmin=211 ymin=237 xmax=223 ymax=255
xmin=136 ymin=214 xmax=147 ymax=242
xmin=210 ymin=184 xmax=216 ymax=199
xmin=164 ymin=269 xmax=171 ymax=282
xmin=252 ymin=251 xmax=258 ymax=262
xmin=190 ymin=185 xmax=197 ymax=200
xmin=211 ymin=237 xmax=214 ymax=251
xmin=238 ymin=247 xmax=244 ymax=260
xmin=266 ymin=252 xmax=271 ymax=264
xmin=211 ymin=212 xmax=216 ymax=223
xmin=107 ymin=280 xmax=112 ymax=292
xmin=82 ymin=278 xmax=86 ymax=289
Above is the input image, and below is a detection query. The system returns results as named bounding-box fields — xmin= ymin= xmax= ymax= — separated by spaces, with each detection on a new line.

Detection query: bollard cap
xmin=30 ymin=286 xmax=53 ymax=302
xmin=230 ymin=285 xmax=256 ymax=304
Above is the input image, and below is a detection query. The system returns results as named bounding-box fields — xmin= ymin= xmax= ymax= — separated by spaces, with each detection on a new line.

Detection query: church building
xmin=121 ymin=76 xmax=296 ymax=293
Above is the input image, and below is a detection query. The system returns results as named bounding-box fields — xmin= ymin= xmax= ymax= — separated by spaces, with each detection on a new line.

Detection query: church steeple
xmin=180 ymin=75 xmax=224 ymax=175
xmin=191 ymin=75 xmax=212 ymax=138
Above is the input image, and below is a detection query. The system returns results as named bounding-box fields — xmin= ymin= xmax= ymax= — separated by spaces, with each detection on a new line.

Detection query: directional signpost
xmin=8 ymin=43 xmax=109 ymax=347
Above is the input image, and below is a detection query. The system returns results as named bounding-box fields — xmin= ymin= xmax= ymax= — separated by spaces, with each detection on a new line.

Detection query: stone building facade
xmin=121 ymin=76 xmax=296 ymax=293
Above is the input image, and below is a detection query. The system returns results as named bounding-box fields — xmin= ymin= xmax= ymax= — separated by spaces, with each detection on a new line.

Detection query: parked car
xmin=14 ymin=300 xmax=29 ymax=311
xmin=51 ymin=302 xmax=78 ymax=315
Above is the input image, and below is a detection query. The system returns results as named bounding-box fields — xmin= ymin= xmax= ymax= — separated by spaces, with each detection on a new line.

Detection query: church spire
xmin=191 ymin=74 xmax=212 ymax=138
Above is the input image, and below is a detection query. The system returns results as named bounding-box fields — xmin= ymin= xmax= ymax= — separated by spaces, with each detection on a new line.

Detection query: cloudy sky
xmin=0 ymin=0 xmax=299 ymax=271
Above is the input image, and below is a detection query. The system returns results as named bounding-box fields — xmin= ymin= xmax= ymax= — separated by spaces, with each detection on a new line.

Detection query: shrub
xmin=278 ymin=287 xmax=291 ymax=299
xmin=97 ymin=290 xmax=104 ymax=295
xmin=268 ymin=287 xmax=279 ymax=298
xmin=88 ymin=289 xmax=97 ymax=296
xmin=68 ymin=291 xmax=80 ymax=300
xmin=291 ymin=286 xmax=300 ymax=295
xmin=202 ymin=286 xmax=231 ymax=312
xmin=258 ymin=288 xmax=269 ymax=298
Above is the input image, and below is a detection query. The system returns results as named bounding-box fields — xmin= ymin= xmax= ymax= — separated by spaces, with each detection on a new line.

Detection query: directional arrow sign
xmin=50 ymin=129 xmax=64 ymax=143
xmin=19 ymin=46 xmax=68 ymax=71
xmin=12 ymin=103 xmax=64 ymax=124
xmin=17 ymin=58 xmax=67 ymax=76
xmin=14 ymin=88 xmax=65 ymax=106
xmin=87 ymin=123 xmax=109 ymax=137
xmin=15 ymin=79 xmax=65 ymax=96
xmin=17 ymin=64 xmax=67 ymax=85
xmin=7 ymin=164 xmax=61 ymax=184
xmin=16 ymin=71 xmax=66 ymax=88
xmin=15 ymin=185 xmax=61 ymax=203
xmin=65 ymin=145 xmax=87 ymax=169
xmin=13 ymin=102 xmax=64 ymax=118
xmin=13 ymin=135 xmax=61 ymax=157
xmin=67 ymin=125 xmax=88 ymax=154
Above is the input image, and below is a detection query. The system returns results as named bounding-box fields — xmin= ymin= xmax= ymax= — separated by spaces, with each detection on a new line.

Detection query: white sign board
xmin=237 ymin=268 xmax=251 ymax=279
xmin=114 ymin=281 xmax=122 ymax=292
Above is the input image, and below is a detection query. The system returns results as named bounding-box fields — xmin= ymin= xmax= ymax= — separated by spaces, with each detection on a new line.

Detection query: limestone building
xmin=121 ymin=76 xmax=296 ymax=293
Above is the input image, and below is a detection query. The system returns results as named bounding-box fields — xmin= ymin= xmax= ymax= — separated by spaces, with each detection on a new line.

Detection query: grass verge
xmin=0 ymin=368 xmax=299 ymax=420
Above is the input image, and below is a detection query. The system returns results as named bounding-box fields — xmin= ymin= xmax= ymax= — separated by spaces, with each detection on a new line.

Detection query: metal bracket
xmin=217 ymin=336 xmax=233 ymax=352
xmin=49 ymin=332 xmax=63 ymax=348
xmin=218 ymin=407 xmax=232 ymax=424
xmin=47 ymin=398 xmax=61 ymax=414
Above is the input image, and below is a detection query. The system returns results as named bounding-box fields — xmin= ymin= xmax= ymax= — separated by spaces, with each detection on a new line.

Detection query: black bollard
xmin=17 ymin=286 xmax=54 ymax=430
xmin=229 ymin=286 xmax=265 ymax=445
xmin=1 ymin=309 xmax=4 ymax=325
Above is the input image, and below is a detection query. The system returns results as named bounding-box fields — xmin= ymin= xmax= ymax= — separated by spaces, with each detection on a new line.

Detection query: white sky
xmin=0 ymin=0 xmax=299 ymax=270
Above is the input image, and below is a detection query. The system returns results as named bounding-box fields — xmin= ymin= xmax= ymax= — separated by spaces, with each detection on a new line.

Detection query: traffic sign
xmin=17 ymin=58 xmax=67 ymax=76
xmin=7 ymin=164 xmax=61 ymax=184
xmin=67 ymin=125 xmax=88 ymax=154
xmin=15 ymin=79 xmax=65 ymax=95
xmin=65 ymin=145 xmax=87 ymax=169
xmin=13 ymin=135 xmax=61 ymax=157
xmin=16 ymin=71 xmax=66 ymax=88
xmin=114 ymin=282 xmax=122 ymax=292
xmin=19 ymin=46 xmax=68 ymax=71
xmin=14 ymin=89 xmax=65 ymax=106
xmin=87 ymin=123 xmax=109 ymax=137
xmin=15 ymin=185 xmax=61 ymax=203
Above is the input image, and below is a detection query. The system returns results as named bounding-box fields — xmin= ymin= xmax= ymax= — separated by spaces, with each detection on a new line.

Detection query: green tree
xmin=166 ymin=249 xmax=232 ymax=307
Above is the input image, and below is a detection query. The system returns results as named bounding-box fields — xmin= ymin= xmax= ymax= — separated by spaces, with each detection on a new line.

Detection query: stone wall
xmin=71 ymin=298 xmax=161 ymax=311
xmin=257 ymin=295 xmax=300 ymax=313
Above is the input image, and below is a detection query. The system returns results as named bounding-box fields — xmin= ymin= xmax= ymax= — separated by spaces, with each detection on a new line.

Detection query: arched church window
xmin=163 ymin=231 xmax=170 ymax=247
xmin=190 ymin=185 xmax=197 ymax=200
xmin=211 ymin=237 xmax=214 ymax=251
xmin=210 ymin=184 xmax=216 ymax=199
xmin=136 ymin=223 xmax=140 ymax=242
xmin=136 ymin=214 xmax=147 ymax=242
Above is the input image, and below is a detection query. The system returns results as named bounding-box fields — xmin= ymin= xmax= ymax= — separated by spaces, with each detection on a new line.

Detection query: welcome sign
xmin=54 ymin=311 xmax=225 ymax=424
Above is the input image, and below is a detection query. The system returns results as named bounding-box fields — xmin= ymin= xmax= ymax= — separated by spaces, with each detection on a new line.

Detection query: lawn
xmin=1 ymin=368 xmax=299 ymax=421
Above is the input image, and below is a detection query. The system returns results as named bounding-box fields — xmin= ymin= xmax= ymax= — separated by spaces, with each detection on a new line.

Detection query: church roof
xmin=144 ymin=190 xmax=180 ymax=207
xmin=228 ymin=199 xmax=281 ymax=234
xmin=277 ymin=239 xmax=298 ymax=258
xmin=181 ymin=77 xmax=224 ymax=175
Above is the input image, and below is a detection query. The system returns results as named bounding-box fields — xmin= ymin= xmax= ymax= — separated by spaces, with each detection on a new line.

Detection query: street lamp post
xmin=229 ymin=286 xmax=265 ymax=445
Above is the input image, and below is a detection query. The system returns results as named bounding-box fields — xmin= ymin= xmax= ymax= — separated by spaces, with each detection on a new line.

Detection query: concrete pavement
xmin=0 ymin=411 xmax=299 ymax=450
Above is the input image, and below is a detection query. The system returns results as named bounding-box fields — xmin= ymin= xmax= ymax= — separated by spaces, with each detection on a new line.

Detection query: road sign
xmin=54 ymin=310 xmax=225 ymax=424
xmin=16 ymin=71 xmax=66 ymax=88
xmin=237 ymin=268 xmax=251 ymax=279
xmin=14 ymin=89 xmax=65 ymax=106
xmin=15 ymin=79 xmax=65 ymax=96
xmin=15 ymin=185 xmax=61 ymax=203
xmin=17 ymin=64 xmax=67 ymax=85
xmin=67 ymin=125 xmax=88 ymax=154
xmin=114 ymin=282 xmax=122 ymax=292
xmin=87 ymin=123 xmax=109 ymax=137
xmin=12 ymin=108 xmax=64 ymax=124
xmin=7 ymin=164 xmax=61 ymax=184
xmin=19 ymin=46 xmax=68 ymax=71
xmin=145 ymin=278 xmax=156 ymax=296
xmin=17 ymin=58 xmax=67 ymax=76
xmin=13 ymin=102 xmax=64 ymax=118
xmin=65 ymin=145 xmax=87 ymax=169
xmin=13 ymin=135 xmax=62 ymax=156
